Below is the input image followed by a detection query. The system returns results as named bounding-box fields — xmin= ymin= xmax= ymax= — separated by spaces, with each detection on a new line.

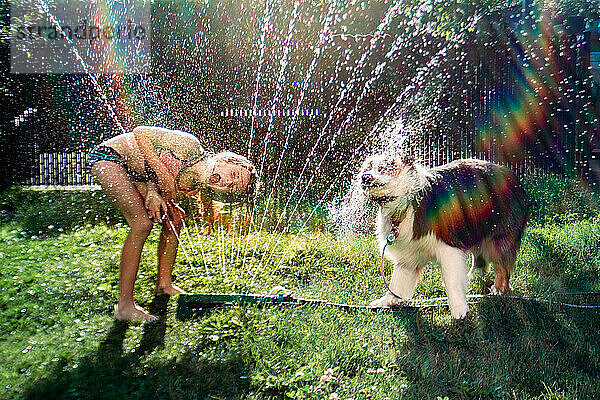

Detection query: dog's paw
xmin=369 ymin=294 xmax=404 ymax=307
xmin=369 ymin=297 xmax=386 ymax=307
xmin=489 ymin=284 xmax=512 ymax=295
xmin=450 ymin=302 xmax=469 ymax=319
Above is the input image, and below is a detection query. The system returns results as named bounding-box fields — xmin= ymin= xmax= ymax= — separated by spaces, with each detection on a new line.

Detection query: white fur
xmin=370 ymin=207 xmax=469 ymax=318
xmin=361 ymin=154 xmax=469 ymax=319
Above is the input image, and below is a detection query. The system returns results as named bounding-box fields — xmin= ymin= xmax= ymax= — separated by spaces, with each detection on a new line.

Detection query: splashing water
xmin=12 ymin=0 xmax=600 ymax=293
xmin=254 ymin=0 xmax=412 ymax=270
xmin=247 ymin=0 xmax=276 ymax=158
xmin=245 ymin=0 xmax=341 ymax=275
xmin=33 ymin=0 xmax=128 ymax=139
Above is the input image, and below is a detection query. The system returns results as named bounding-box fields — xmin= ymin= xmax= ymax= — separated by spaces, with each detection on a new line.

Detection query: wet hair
xmin=211 ymin=152 xmax=260 ymax=202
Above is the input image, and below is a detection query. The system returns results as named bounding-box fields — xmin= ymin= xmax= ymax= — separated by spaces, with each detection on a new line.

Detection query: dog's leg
xmin=492 ymin=263 xmax=513 ymax=294
xmin=370 ymin=263 xmax=420 ymax=307
xmin=438 ymin=247 xmax=469 ymax=319
xmin=486 ymin=239 xmax=515 ymax=294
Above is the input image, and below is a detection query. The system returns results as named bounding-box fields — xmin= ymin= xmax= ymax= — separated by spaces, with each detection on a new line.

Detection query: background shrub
xmin=0 ymin=187 xmax=123 ymax=235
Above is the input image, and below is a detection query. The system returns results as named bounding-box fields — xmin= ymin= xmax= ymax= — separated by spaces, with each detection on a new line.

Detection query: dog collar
xmin=374 ymin=195 xmax=398 ymax=205
xmin=386 ymin=231 xmax=396 ymax=246
xmin=386 ymin=201 xmax=411 ymax=246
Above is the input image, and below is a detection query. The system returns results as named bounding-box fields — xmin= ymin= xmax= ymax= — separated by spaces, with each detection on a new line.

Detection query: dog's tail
xmin=468 ymin=247 xmax=490 ymax=278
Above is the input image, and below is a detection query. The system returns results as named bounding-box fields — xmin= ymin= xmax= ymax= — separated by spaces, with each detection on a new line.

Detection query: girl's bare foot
xmin=114 ymin=304 xmax=159 ymax=322
xmin=155 ymin=284 xmax=187 ymax=296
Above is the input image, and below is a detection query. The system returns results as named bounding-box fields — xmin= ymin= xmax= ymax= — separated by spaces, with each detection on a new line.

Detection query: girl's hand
xmin=145 ymin=191 xmax=168 ymax=223
xmin=165 ymin=199 xmax=186 ymax=230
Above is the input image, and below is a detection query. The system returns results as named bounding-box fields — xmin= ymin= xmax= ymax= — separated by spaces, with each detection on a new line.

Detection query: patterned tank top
xmin=156 ymin=146 xmax=211 ymax=179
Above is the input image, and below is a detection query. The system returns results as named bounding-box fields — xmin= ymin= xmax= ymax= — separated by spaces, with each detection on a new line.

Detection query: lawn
xmin=1 ymin=184 xmax=600 ymax=399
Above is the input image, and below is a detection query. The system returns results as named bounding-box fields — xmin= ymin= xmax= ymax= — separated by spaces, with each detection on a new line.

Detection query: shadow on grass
xmin=21 ymin=296 xmax=600 ymax=399
xmin=398 ymin=297 xmax=600 ymax=398
xmin=135 ymin=295 xmax=169 ymax=357
xmin=22 ymin=295 xmax=250 ymax=400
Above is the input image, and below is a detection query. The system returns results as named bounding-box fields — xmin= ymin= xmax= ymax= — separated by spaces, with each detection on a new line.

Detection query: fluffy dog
xmin=360 ymin=154 xmax=529 ymax=318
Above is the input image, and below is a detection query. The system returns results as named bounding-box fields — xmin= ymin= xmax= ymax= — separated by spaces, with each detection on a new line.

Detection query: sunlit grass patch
xmin=514 ymin=216 xmax=600 ymax=295
xmin=1 ymin=214 xmax=600 ymax=399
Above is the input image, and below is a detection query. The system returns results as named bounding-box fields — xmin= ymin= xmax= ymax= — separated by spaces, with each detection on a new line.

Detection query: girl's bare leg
xmin=91 ymin=161 xmax=158 ymax=322
xmin=156 ymin=208 xmax=186 ymax=295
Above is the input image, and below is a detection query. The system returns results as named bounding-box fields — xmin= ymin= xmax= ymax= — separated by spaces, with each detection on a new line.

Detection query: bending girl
xmin=87 ymin=126 xmax=258 ymax=322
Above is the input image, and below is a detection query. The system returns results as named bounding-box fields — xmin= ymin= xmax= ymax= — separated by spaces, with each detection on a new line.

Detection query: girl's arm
xmin=133 ymin=126 xmax=177 ymax=201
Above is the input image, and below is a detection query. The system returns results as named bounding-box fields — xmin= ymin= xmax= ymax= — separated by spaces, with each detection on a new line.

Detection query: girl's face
xmin=204 ymin=158 xmax=252 ymax=195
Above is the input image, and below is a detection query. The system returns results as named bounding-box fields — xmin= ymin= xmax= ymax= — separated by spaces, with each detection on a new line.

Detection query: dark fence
xmin=14 ymin=13 xmax=600 ymax=187
xmin=24 ymin=151 xmax=94 ymax=186
xmin=22 ymin=146 xmax=538 ymax=187
xmin=22 ymin=144 xmax=597 ymax=186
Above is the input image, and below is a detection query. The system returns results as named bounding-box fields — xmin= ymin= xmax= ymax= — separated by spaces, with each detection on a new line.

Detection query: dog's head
xmin=359 ymin=154 xmax=415 ymax=204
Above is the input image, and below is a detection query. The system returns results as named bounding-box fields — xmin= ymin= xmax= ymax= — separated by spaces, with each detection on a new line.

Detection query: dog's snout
xmin=361 ymin=173 xmax=374 ymax=186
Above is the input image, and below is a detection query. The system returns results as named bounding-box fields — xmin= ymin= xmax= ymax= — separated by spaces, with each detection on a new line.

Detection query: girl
xmin=87 ymin=126 xmax=258 ymax=322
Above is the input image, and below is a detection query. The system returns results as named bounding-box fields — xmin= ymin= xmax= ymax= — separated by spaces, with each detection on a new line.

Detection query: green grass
xmin=1 ymin=212 xmax=600 ymax=399
xmin=522 ymin=171 xmax=600 ymax=225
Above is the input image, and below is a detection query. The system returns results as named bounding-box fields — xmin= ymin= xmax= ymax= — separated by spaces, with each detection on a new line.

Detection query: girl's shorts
xmin=86 ymin=145 xmax=158 ymax=183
